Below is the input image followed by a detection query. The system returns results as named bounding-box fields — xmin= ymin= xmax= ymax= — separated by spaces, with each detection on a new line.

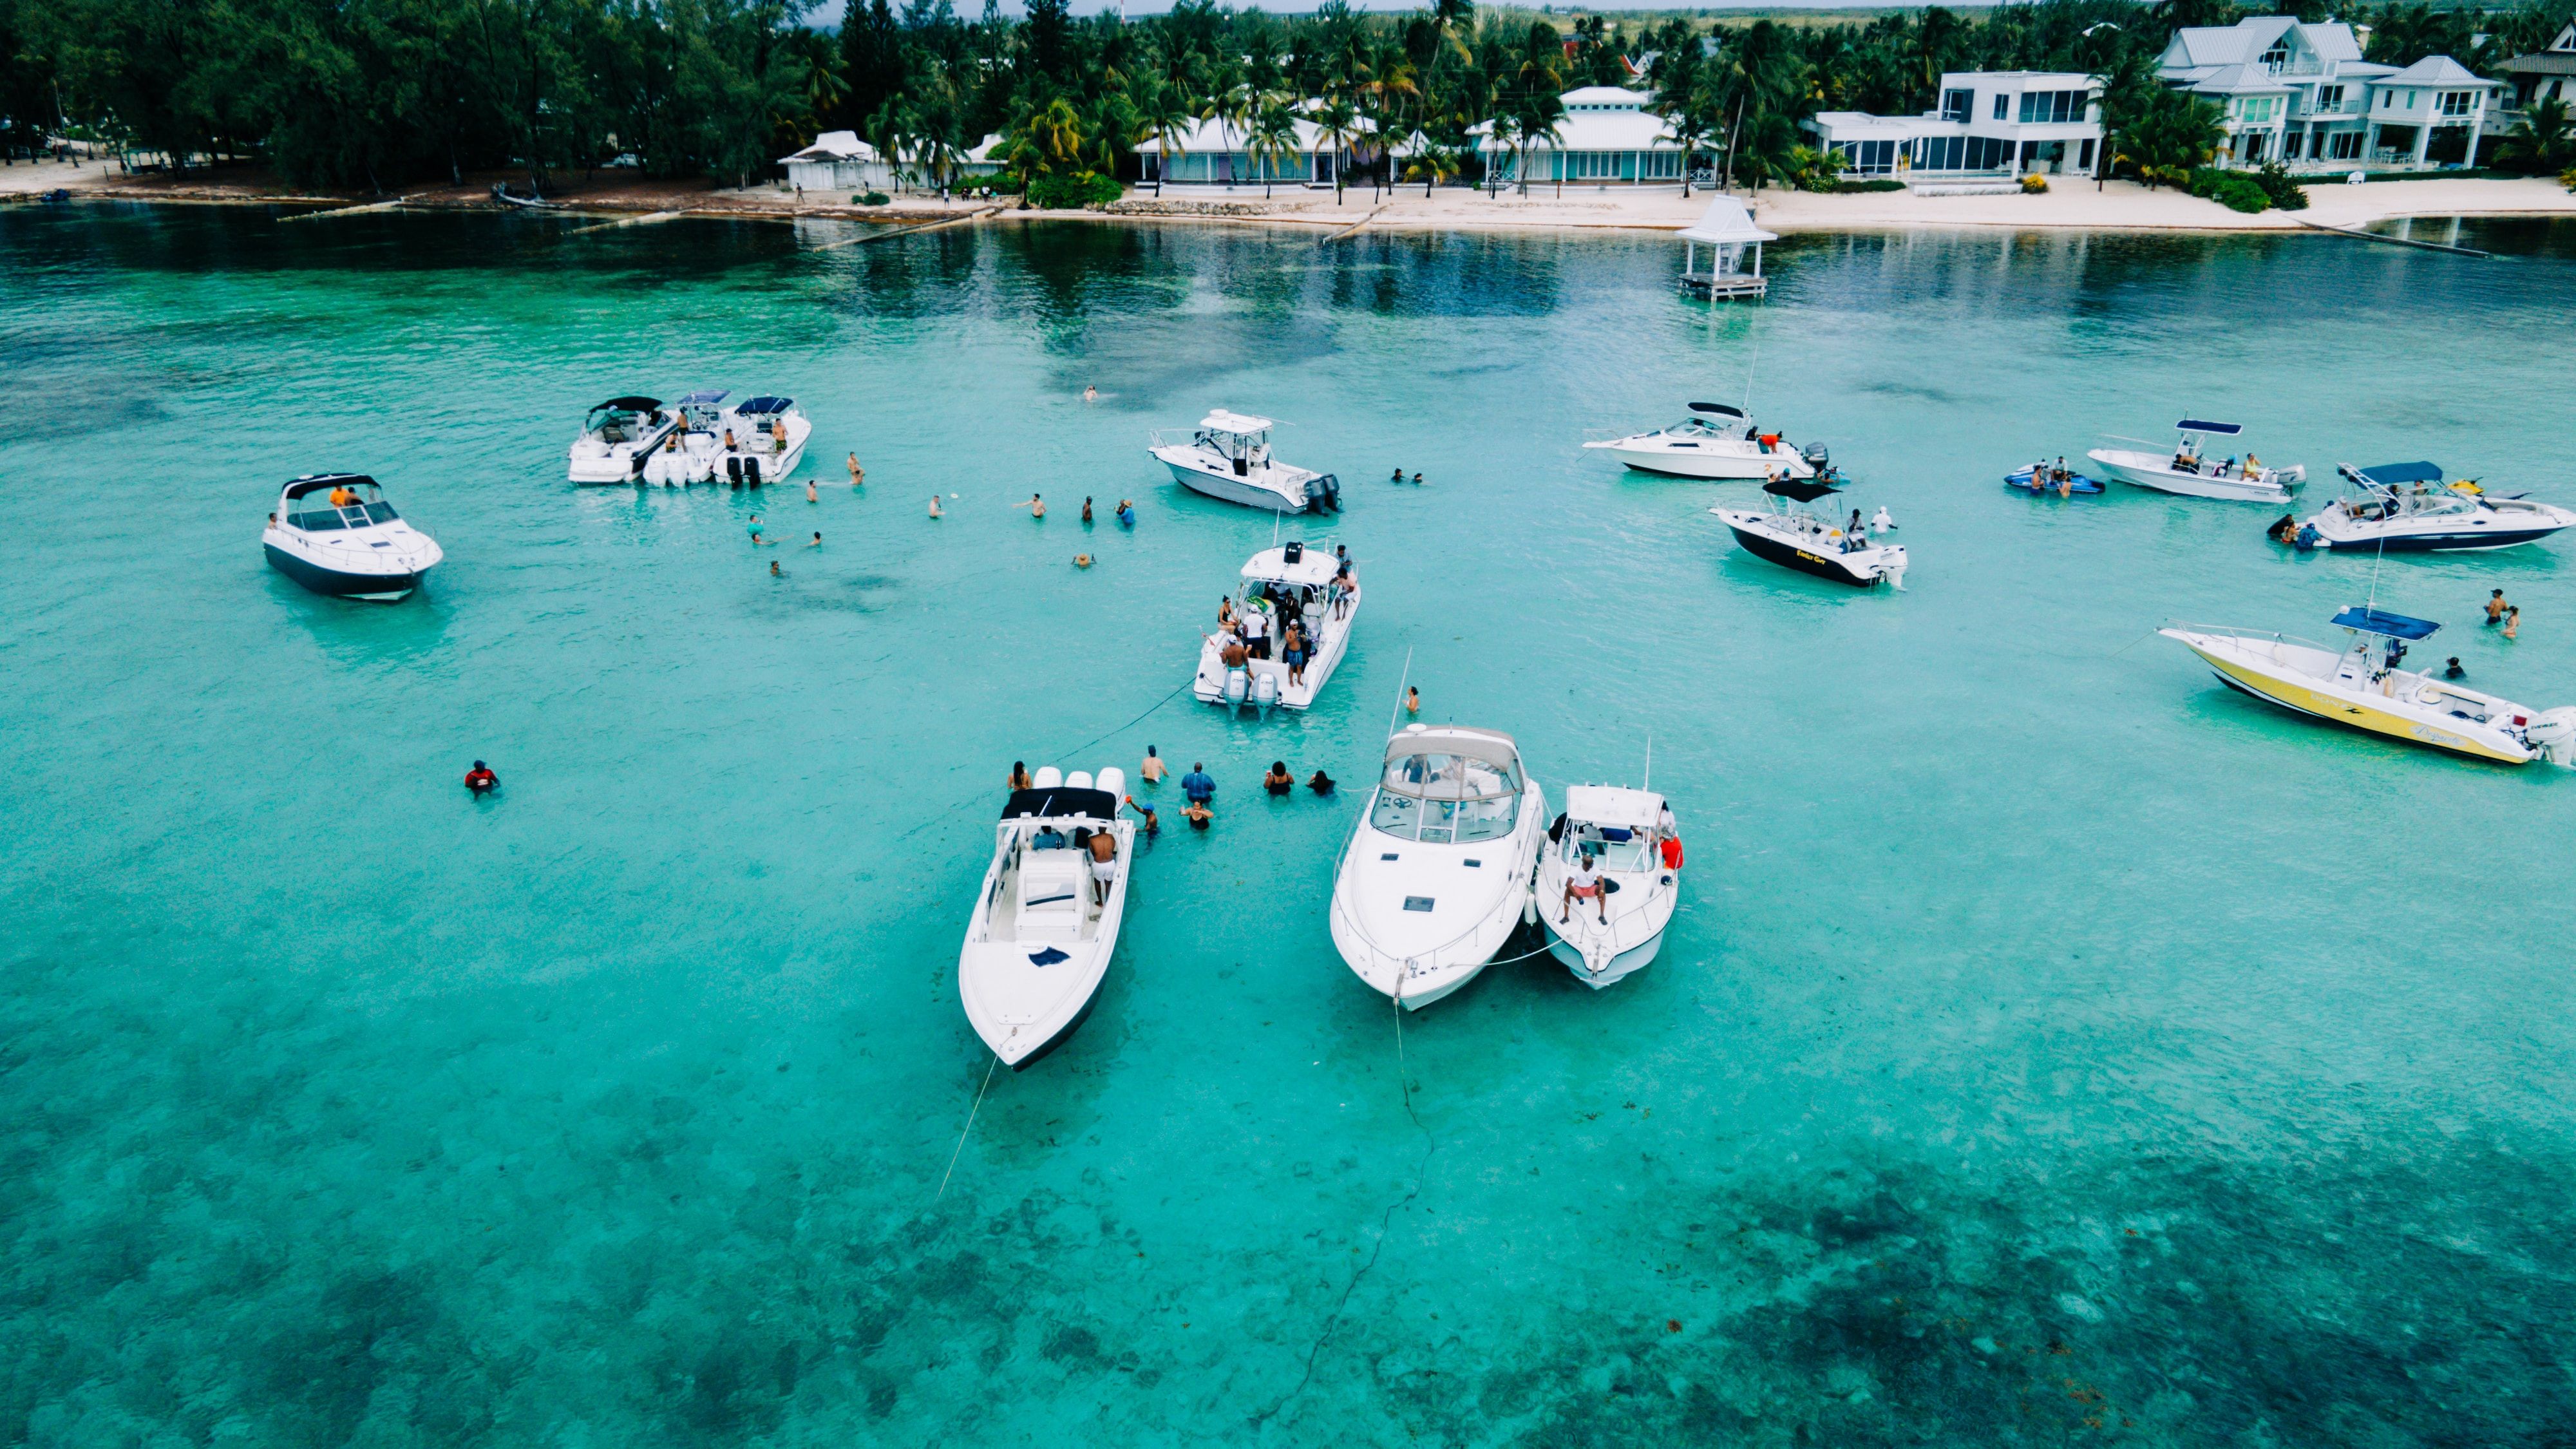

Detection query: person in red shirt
xmin=464 ymin=761 xmax=497 ymax=795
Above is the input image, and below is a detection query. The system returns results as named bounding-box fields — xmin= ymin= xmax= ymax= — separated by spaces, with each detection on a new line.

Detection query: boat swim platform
xmin=1680 ymin=270 xmax=1768 ymax=300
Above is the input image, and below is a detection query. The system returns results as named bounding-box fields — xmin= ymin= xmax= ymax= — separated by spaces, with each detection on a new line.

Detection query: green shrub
xmin=2186 ymin=166 xmax=2271 ymax=213
xmin=1828 ymin=178 xmax=1906 ymax=193
xmin=2253 ymin=162 xmax=2308 ymax=211
xmin=1024 ymin=171 xmax=1122 ymax=209
xmin=2562 ymin=165 xmax=2576 ymax=193
xmin=856 ymin=191 xmax=890 ymax=207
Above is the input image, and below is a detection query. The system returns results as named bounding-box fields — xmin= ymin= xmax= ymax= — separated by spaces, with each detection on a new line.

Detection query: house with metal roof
xmin=2157 ymin=17 xmax=2493 ymax=170
xmin=1470 ymin=87 xmax=1690 ymax=187
xmin=1135 ymin=108 xmax=1402 ymax=189
xmin=2497 ymin=19 xmax=2576 ymax=112
xmin=1804 ymin=71 xmax=2103 ymax=182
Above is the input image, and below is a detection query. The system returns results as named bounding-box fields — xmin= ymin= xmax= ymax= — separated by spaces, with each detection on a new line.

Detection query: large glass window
xmin=2439 ymin=90 xmax=2476 ymax=116
xmin=1370 ymin=753 xmax=1524 ymax=844
xmin=2317 ymin=84 xmax=2345 ymax=112
xmin=1941 ymin=89 xmax=1972 ymax=122
xmin=2016 ymin=90 xmax=2088 ymax=123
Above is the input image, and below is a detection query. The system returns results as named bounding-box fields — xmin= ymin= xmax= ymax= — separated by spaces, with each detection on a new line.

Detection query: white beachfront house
xmin=1804 ymin=71 xmax=2103 ymax=180
xmin=780 ymin=129 xmax=1008 ymax=194
xmin=1470 ymin=86 xmax=1690 ymax=187
xmin=2157 ymin=17 xmax=2495 ymax=169
xmin=1135 ymin=107 xmax=1401 ymax=188
xmin=2499 ymin=20 xmax=2576 ymax=111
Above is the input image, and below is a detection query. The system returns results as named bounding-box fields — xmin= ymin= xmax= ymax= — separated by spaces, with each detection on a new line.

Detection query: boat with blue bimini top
xmin=960 ymin=767 xmax=1134 ymax=1070
xmin=1150 ymin=411 xmax=1341 ymax=513
xmin=261 ymin=473 xmax=443 ymax=600
xmin=1710 ymin=477 xmax=1907 ymax=589
xmin=719 ymin=394 xmax=810 ymax=484
xmin=2160 ymin=605 xmax=2576 ymax=766
xmin=2088 ymin=419 xmax=2305 ymax=503
xmin=1536 ymin=786 xmax=1682 ymax=990
xmin=568 ymin=396 xmax=679 ymax=482
xmin=2272 ymin=462 xmax=2576 ymax=553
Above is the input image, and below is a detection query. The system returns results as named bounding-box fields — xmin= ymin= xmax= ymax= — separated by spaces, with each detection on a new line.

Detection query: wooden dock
xmin=1680 ymin=270 xmax=1768 ymax=301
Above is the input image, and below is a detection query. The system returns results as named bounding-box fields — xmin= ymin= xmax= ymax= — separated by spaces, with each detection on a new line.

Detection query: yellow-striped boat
xmin=2161 ymin=605 xmax=2576 ymax=766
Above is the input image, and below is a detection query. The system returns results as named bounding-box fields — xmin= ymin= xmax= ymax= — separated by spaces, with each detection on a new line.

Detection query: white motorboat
xmin=261 ymin=473 xmax=443 ymax=600
xmin=1192 ymin=542 xmax=1360 ymax=714
xmin=2277 ymin=462 xmax=2576 ymax=553
xmin=2161 ymin=606 xmax=2576 ymax=766
xmin=568 ymin=395 xmax=679 ymax=483
xmin=2087 ymin=419 xmax=2306 ymax=503
xmin=1710 ymin=478 xmax=1906 ymax=589
xmin=1329 ymin=723 xmax=1548 ymax=1011
xmin=959 ymin=766 xmax=1134 ymax=1069
xmin=715 ymin=395 xmax=811 ymax=484
xmin=639 ymin=390 xmax=728 ymax=485
xmin=1582 ymin=401 xmax=1822 ymax=480
xmin=1149 ymin=411 xmax=1341 ymax=513
xmin=1537 ymin=786 xmax=1681 ymax=989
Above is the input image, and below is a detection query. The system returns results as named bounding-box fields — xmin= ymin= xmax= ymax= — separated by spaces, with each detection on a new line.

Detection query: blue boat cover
xmin=2176 ymin=419 xmax=2243 ymax=435
xmin=677 ymin=388 xmax=730 ymax=405
xmin=2331 ymin=605 xmax=2440 ymax=639
xmin=737 ymin=395 xmax=792 ymax=415
xmin=2354 ymin=460 xmax=2444 ymax=487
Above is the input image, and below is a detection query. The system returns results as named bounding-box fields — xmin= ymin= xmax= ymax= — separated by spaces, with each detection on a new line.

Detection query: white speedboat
xmin=568 ymin=396 xmax=679 ymax=483
xmin=1710 ymin=478 xmax=1906 ymax=589
xmin=2280 ymin=462 xmax=2576 ymax=553
xmin=1582 ymin=402 xmax=1822 ymax=480
xmin=1192 ymin=542 xmax=1359 ymax=714
xmin=715 ymin=395 xmax=811 ymax=485
xmin=1329 ymin=723 xmax=1548 ymax=1010
xmin=1537 ymin=786 xmax=1680 ymax=989
xmin=2087 ymin=419 xmax=2305 ymax=503
xmin=1150 ymin=411 xmax=1341 ymax=513
xmin=261 ymin=473 xmax=443 ymax=600
xmin=2161 ymin=606 xmax=2576 ymax=766
xmin=959 ymin=766 xmax=1134 ymax=1069
xmin=639 ymin=390 xmax=727 ymax=485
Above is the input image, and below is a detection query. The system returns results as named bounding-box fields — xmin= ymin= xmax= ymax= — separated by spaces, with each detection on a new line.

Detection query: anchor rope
xmin=934 ymin=1056 xmax=998 ymax=1204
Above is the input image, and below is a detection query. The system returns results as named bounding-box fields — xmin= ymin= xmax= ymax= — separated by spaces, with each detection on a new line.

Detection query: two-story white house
xmin=2499 ymin=20 xmax=2576 ymax=111
xmin=2158 ymin=17 xmax=2494 ymax=169
xmin=1804 ymin=71 xmax=2103 ymax=179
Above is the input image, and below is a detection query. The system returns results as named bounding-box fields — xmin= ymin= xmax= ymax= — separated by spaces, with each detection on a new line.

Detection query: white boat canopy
xmin=1242 ymin=544 xmax=1338 ymax=587
xmin=1562 ymin=785 xmax=1665 ymax=832
xmin=1385 ymin=723 xmax=1521 ymax=773
xmin=1200 ymin=410 xmax=1274 ymax=435
xmin=1677 ymin=196 xmax=1777 ymax=245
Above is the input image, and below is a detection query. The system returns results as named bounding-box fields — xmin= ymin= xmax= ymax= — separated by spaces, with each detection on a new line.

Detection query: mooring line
xmin=935 ymin=1057 xmax=999 ymax=1204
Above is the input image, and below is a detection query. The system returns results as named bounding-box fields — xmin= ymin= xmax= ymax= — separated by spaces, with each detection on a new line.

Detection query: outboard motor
xmin=1224 ymin=668 xmax=1250 ymax=710
xmin=2525 ymin=707 xmax=2576 ymax=766
xmin=724 ymin=456 xmax=742 ymax=484
xmin=744 ymin=457 xmax=761 ymax=486
xmin=1308 ymin=473 xmax=1341 ymax=513
xmin=1251 ymin=672 xmax=1280 ymax=715
xmin=1801 ymin=442 xmax=1830 ymax=470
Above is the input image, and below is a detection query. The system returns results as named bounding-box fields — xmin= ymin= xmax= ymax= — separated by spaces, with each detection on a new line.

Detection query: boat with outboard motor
xmin=2273 ymin=462 xmax=2576 ymax=553
xmin=960 ymin=766 xmax=1134 ymax=1069
xmin=1582 ymin=402 xmax=1823 ymax=480
xmin=1149 ymin=412 xmax=1341 ymax=513
xmin=1192 ymin=541 xmax=1359 ymax=714
xmin=1536 ymin=786 xmax=1681 ymax=989
xmin=569 ymin=397 xmax=681 ymax=482
xmin=261 ymin=473 xmax=444 ymax=600
xmin=1711 ymin=478 xmax=1907 ymax=588
xmin=2087 ymin=419 xmax=2305 ymax=503
xmin=1329 ymin=723 xmax=1548 ymax=1011
xmin=640 ymin=390 xmax=726 ymax=485
xmin=2160 ymin=607 xmax=2576 ymax=766
xmin=715 ymin=395 xmax=810 ymax=484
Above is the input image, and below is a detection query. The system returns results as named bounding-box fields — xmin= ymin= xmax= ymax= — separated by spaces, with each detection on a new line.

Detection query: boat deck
xmin=1679 ymin=270 xmax=1767 ymax=300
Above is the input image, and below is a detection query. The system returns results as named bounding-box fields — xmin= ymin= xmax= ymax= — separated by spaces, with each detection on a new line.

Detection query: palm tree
xmin=1522 ymin=89 xmax=1567 ymax=196
xmin=1661 ymin=90 xmax=1716 ymax=198
xmin=1483 ymin=110 xmax=1521 ymax=196
xmin=1312 ymin=94 xmax=1363 ymax=204
xmin=1203 ymin=80 xmax=1256 ymax=190
xmin=2503 ymin=96 xmax=2573 ymax=175
xmin=1247 ymin=91 xmax=1302 ymax=199
xmin=1134 ymin=78 xmax=1193 ymax=195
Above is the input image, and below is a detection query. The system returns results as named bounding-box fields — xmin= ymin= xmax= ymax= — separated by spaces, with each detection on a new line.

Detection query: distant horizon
xmin=804 ymin=0 xmax=1958 ymax=21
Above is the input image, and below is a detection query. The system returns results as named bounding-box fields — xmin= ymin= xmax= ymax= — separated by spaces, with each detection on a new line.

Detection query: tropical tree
xmin=2501 ymin=95 xmax=2573 ymax=175
xmin=1312 ymin=92 xmax=1362 ymax=203
xmin=1202 ymin=77 xmax=1255 ymax=188
xmin=2121 ymin=86 xmax=2224 ymax=184
xmin=1133 ymin=75 xmax=1192 ymax=194
xmin=1246 ymin=88 xmax=1300 ymax=198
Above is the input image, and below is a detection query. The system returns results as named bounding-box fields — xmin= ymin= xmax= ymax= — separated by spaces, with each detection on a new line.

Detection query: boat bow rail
xmin=1327 ymin=805 xmax=1531 ymax=999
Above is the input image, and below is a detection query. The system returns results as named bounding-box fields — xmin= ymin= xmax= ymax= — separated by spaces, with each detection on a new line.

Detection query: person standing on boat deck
xmin=1264 ymin=762 xmax=1293 ymax=797
xmin=1010 ymin=761 xmax=1032 ymax=791
xmin=770 ymin=417 xmax=787 ymax=451
xmin=1283 ymin=623 xmax=1309 ymax=687
xmin=1562 ymin=850 xmax=1607 ymax=925
xmin=1181 ymin=763 xmax=1215 ymax=808
xmin=1243 ymin=605 xmax=1270 ymax=660
xmin=1086 ymin=828 xmax=1117 ymax=904
xmin=1140 ymin=746 xmax=1166 ymax=785
xmin=1218 ymin=634 xmax=1249 ymax=670
xmin=2486 ymin=590 xmax=2509 ymax=625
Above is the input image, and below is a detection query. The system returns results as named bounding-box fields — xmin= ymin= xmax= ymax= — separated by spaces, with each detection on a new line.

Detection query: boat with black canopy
xmin=960 ymin=765 xmax=1134 ymax=1068
xmin=2275 ymin=462 xmax=2576 ymax=553
xmin=568 ymin=396 xmax=679 ymax=482
xmin=261 ymin=473 xmax=444 ymax=600
xmin=1710 ymin=477 xmax=1907 ymax=588
xmin=2160 ymin=606 xmax=2576 ymax=766
xmin=1584 ymin=402 xmax=1824 ymax=480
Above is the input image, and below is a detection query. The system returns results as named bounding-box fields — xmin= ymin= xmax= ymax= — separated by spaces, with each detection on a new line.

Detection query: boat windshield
xmin=1671 ymin=415 xmax=1748 ymax=440
xmin=1370 ymin=752 xmax=1522 ymax=844
xmin=1562 ymin=821 xmax=1654 ymax=871
xmin=585 ymin=404 xmax=661 ymax=442
xmin=286 ymin=481 xmax=397 ymax=532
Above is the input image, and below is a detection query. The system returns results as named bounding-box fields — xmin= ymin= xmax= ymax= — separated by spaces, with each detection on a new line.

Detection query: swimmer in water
xmin=1021 ymin=493 xmax=1045 ymax=519
xmin=1115 ymin=499 xmax=1134 ymax=527
xmin=770 ymin=560 xmax=782 ymax=577
xmin=1182 ymin=799 xmax=1213 ymax=830
xmin=807 ymin=531 xmax=822 ymax=547
xmin=806 ymin=478 xmax=817 ymax=502
xmin=1083 ymin=384 xmax=1098 ymax=402
xmin=1405 ymin=685 xmax=1419 ymax=715
xmin=464 ymin=760 xmax=497 ymax=795
xmin=928 ymin=494 xmax=943 ymax=518
xmin=1124 ymin=795 xmax=1159 ymax=837
xmin=848 ymin=453 xmax=864 ymax=487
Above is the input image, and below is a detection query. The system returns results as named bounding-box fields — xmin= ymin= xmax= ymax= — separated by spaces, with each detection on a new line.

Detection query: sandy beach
xmin=8 ymin=151 xmax=2570 ymax=238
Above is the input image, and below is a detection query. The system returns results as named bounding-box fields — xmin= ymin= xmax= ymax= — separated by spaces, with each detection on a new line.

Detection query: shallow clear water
xmin=5 ymin=205 xmax=2575 ymax=1446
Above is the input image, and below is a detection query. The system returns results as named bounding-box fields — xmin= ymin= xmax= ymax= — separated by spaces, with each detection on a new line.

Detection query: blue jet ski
xmin=2005 ymin=464 xmax=2103 ymax=495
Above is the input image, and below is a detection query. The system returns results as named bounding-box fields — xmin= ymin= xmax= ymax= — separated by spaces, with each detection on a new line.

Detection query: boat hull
xmin=2090 ymin=448 xmax=2298 ymax=503
xmin=1329 ymin=789 xmax=1547 ymax=1012
xmin=264 ymin=542 xmax=432 ymax=600
xmin=1159 ymin=455 xmax=1312 ymax=512
xmin=1718 ymin=515 xmax=1894 ymax=587
xmin=1544 ymin=924 xmax=1664 ymax=989
xmin=2166 ymin=631 xmax=2533 ymax=764
xmin=1591 ymin=440 xmax=1813 ymax=480
xmin=2307 ymin=524 xmax=2565 ymax=553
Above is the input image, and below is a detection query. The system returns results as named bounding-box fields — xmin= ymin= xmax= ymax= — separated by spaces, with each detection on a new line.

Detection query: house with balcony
xmin=1804 ymin=71 xmax=2103 ymax=181
xmin=2498 ymin=19 xmax=2576 ymax=113
xmin=2157 ymin=17 xmax=2493 ymax=169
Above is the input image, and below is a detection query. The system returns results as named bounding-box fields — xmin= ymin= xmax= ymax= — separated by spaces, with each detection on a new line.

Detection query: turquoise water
xmin=5 ymin=205 xmax=2576 ymax=1445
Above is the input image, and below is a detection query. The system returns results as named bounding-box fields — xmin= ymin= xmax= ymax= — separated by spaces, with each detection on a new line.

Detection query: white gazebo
xmin=1676 ymin=197 xmax=1776 ymax=299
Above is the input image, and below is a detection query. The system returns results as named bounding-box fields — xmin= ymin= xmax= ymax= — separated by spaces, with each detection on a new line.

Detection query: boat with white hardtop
xmin=1150 ymin=411 xmax=1341 ymax=513
xmin=2087 ymin=419 xmax=2306 ymax=503
xmin=2160 ymin=606 xmax=2576 ymax=766
xmin=569 ymin=396 xmax=680 ymax=482
xmin=1193 ymin=541 xmax=1359 ymax=714
xmin=1329 ymin=722 xmax=1548 ymax=1010
xmin=2275 ymin=462 xmax=2576 ymax=553
xmin=1537 ymin=784 xmax=1683 ymax=989
xmin=1710 ymin=477 xmax=1907 ymax=588
xmin=959 ymin=766 xmax=1135 ymax=1068
xmin=261 ymin=473 xmax=444 ymax=600
xmin=1583 ymin=402 xmax=1823 ymax=480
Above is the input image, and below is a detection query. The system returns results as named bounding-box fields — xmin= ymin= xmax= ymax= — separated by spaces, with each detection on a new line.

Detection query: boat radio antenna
xmin=1642 ymin=731 xmax=1653 ymax=793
